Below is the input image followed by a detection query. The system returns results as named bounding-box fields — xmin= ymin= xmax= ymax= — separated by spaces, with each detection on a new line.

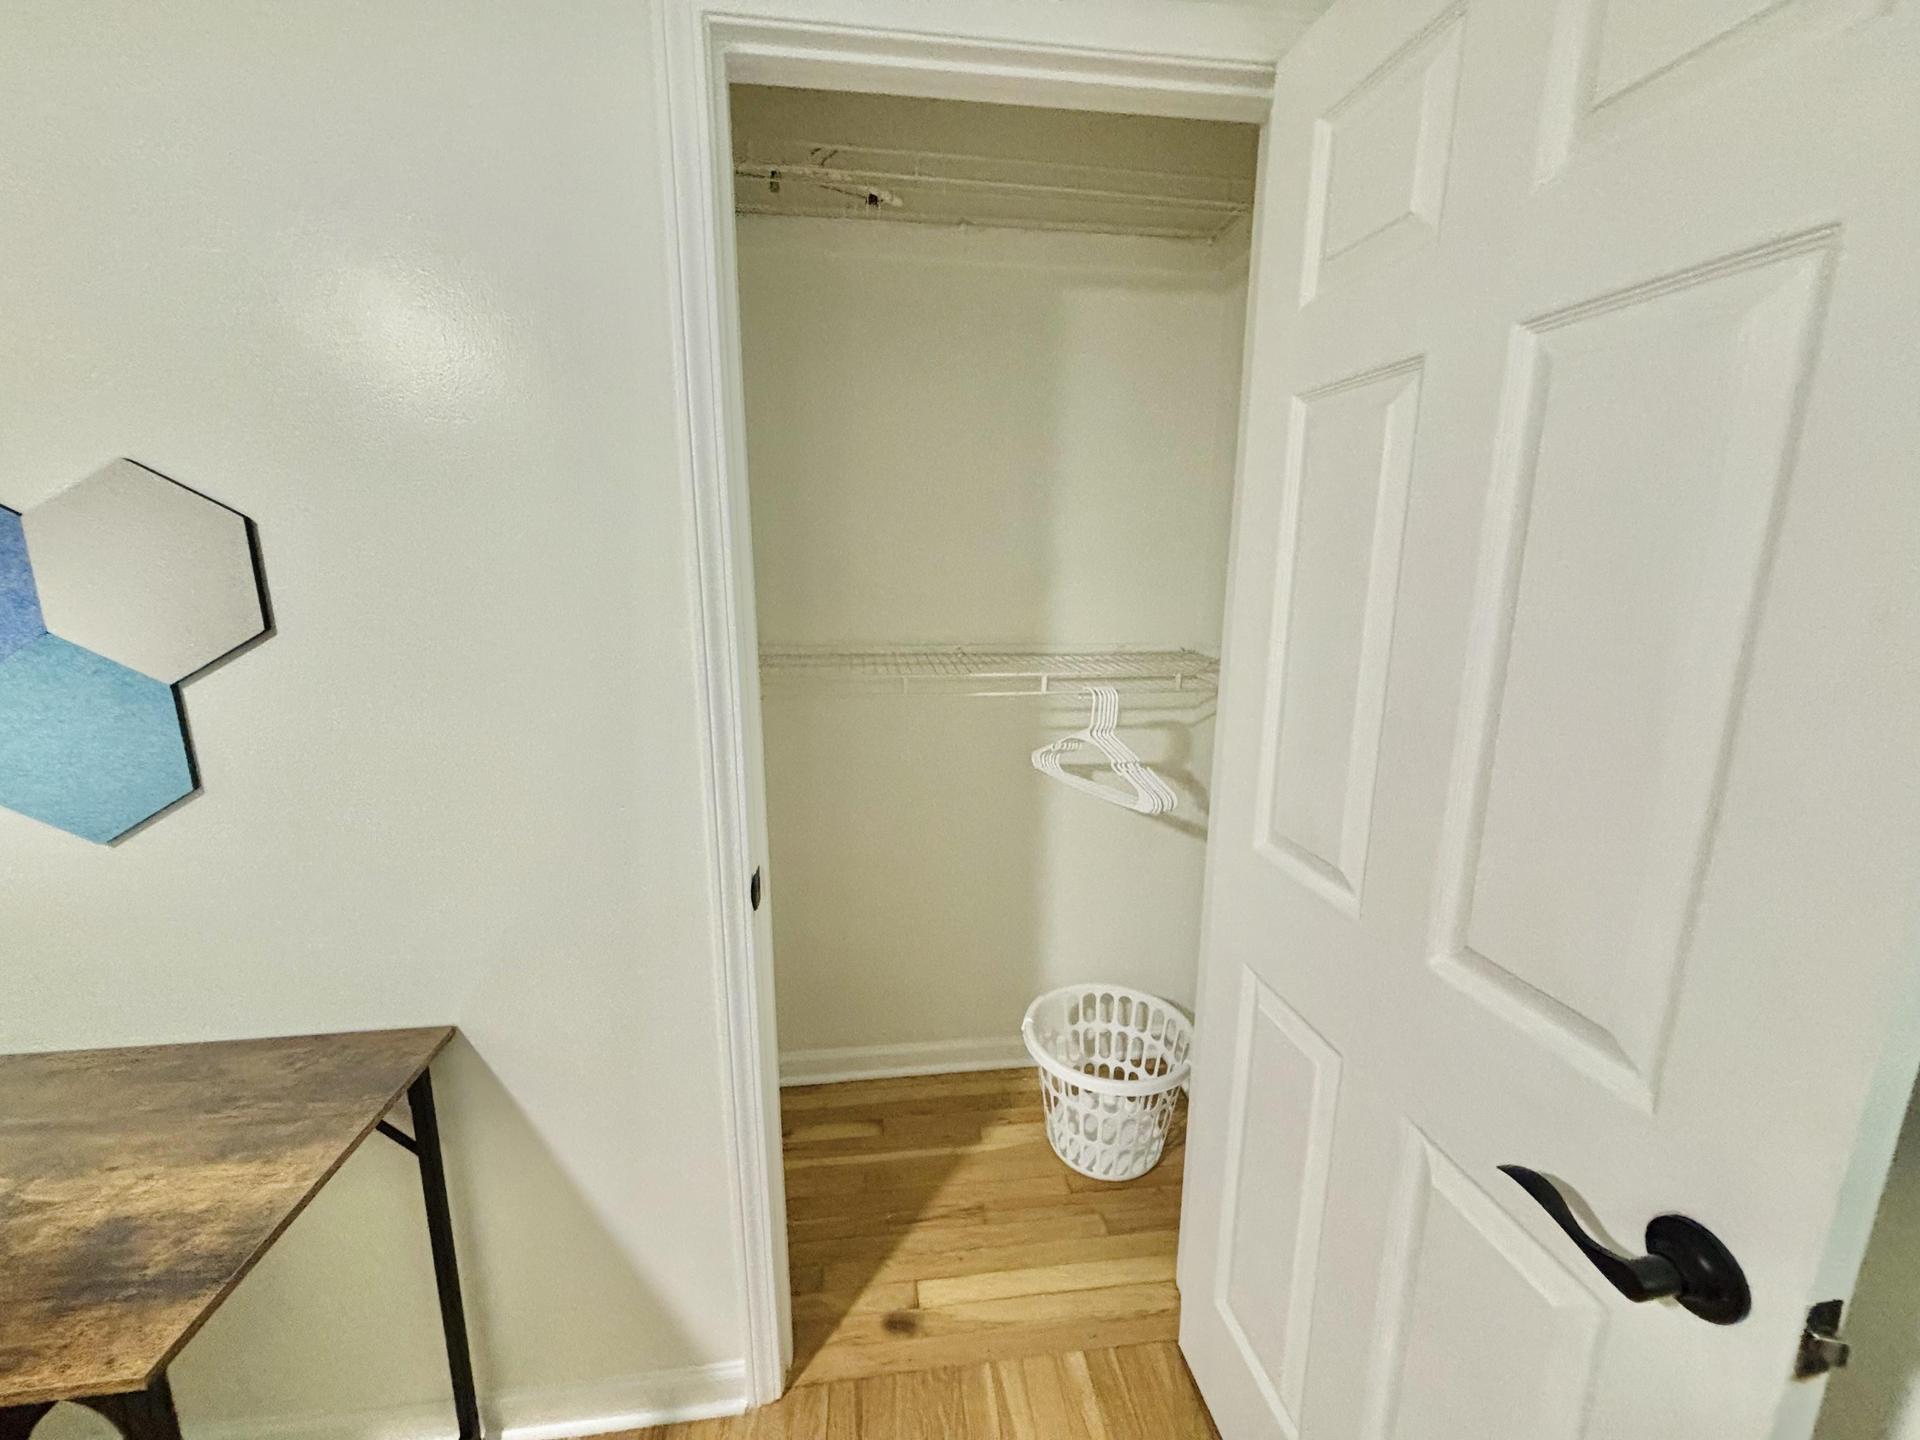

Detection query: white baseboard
xmin=496 ymin=1360 xmax=747 ymax=1439
xmin=780 ymin=1036 xmax=1032 ymax=1086
xmin=189 ymin=1400 xmax=451 ymax=1440
xmin=186 ymin=1360 xmax=748 ymax=1440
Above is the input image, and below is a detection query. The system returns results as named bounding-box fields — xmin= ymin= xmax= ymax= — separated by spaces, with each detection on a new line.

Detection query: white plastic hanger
xmin=1031 ymin=685 xmax=1178 ymax=816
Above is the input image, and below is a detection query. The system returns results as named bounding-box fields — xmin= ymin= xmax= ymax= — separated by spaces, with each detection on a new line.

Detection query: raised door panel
xmin=1257 ymin=361 xmax=1420 ymax=914
xmin=1539 ymin=0 xmax=1886 ymax=173
xmin=1365 ymin=1132 xmax=1604 ymax=1440
xmin=1300 ymin=8 xmax=1465 ymax=305
xmin=1432 ymin=232 xmax=1834 ymax=1105
xmin=1211 ymin=972 xmax=1342 ymax=1436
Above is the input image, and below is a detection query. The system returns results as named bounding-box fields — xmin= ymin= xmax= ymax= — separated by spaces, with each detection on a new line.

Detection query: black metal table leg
xmin=0 ymin=1403 xmax=53 ymax=1440
xmin=405 ymin=1069 xmax=482 ymax=1440
xmin=66 ymin=1374 xmax=183 ymax=1439
xmin=0 ymin=1374 xmax=181 ymax=1440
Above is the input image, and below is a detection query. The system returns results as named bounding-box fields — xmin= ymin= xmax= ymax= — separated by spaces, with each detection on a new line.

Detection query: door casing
xmin=653 ymin=2 xmax=1279 ymax=1406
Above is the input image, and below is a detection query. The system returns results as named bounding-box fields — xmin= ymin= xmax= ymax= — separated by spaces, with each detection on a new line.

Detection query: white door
xmin=1179 ymin=0 xmax=1920 ymax=1435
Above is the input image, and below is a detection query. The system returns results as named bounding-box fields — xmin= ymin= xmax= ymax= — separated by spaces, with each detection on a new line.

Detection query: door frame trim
xmin=652 ymin=5 xmax=1276 ymax=1405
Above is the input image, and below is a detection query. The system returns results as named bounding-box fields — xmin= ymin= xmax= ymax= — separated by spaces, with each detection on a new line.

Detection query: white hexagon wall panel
xmin=0 ymin=460 xmax=268 ymax=844
xmin=23 ymin=459 xmax=265 ymax=684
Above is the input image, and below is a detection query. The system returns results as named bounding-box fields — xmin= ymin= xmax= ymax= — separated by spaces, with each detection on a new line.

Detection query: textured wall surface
xmin=1 ymin=3 xmax=742 ymax=1433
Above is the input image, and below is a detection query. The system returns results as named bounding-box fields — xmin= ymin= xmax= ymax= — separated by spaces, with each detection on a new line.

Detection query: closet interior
xmin=733 ymin=80 xmax=1259 ymax=1390
xmin=736 ymin=83 xmax=1258 ymax=1085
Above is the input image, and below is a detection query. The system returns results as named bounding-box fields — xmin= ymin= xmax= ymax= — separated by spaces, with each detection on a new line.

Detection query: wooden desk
xmin=0 ymin=1028 xmax=478 ymax=1440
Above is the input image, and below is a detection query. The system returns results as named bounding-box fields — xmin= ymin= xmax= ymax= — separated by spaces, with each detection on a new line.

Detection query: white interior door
xmin=1179 ymin=0 xmax=1920 ymax=1436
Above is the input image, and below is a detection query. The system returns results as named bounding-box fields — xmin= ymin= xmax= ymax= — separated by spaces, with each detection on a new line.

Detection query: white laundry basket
xmin=1021 ymin=983 xmax=1194 ymax=1183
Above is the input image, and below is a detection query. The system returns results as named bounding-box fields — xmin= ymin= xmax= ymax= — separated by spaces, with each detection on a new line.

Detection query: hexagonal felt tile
xmin=0 ymin=634 xmax=195 ymax=842
xmin=22 ymin=459 xmax=265 ymax=684
xmin=0 ymin=506 xmax=45 ymax=663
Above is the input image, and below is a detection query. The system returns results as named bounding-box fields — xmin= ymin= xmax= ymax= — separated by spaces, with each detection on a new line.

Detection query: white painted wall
xmin=737 ymin=217 xmax=1247 ymax=1070
xmin=1 ymin=5 xmax=743 ymax=1436
xmin=1817 ymin=1082 xmax=1920 ymax=1440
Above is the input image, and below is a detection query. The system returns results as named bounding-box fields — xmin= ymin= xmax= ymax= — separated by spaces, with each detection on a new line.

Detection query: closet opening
xmin=729 ymin=80 xmax=1260 ymax=1403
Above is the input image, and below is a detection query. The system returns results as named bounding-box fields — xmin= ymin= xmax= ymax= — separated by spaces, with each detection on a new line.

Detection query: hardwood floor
xmin=622 ymin=1067 xmax=1213 ymax=1438
xmin=632 ymin=1342 xmax=1217 ymax=1438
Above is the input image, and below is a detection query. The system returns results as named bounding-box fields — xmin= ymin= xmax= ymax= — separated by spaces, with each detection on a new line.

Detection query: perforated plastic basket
xmin=1021 ymin=983 xmax=1194 ymax=1182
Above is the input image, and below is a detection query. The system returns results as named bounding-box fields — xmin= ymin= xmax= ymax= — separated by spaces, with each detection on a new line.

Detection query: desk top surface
xmin=0 ymin=1026 xmax=454 ymax=1407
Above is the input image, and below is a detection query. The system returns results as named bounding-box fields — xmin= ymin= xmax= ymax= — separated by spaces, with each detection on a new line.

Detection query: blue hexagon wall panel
xmin=0 ymin=636 xmax=195 ymax=844
xmin=0 ymin=461 xmax=268 ymax=844
xmin=0 ymin=508 xmax=44 ymax=663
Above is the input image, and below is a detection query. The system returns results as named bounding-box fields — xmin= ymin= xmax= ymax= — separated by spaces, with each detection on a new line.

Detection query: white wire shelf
xmin=758 ymin=646 xmax=1220 ymax=698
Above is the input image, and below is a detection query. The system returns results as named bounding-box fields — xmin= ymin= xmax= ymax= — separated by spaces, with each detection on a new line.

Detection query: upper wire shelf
xmin=758 ymin=646 xmax=1220 ymax=698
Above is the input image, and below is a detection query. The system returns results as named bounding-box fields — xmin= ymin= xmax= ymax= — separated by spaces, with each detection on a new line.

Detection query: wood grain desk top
xmin=0 ymin=1026 xmax=454 ymax=1408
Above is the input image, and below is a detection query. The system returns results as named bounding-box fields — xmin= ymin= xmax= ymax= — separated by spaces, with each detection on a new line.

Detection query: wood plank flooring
xmin=633 ymin=1342 xmax=1217 ymax=1438
xmin=623 ymin=1068 xmax=1213 ymax=1438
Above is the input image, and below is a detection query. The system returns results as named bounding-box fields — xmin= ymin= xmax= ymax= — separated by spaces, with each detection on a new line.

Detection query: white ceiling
xmin=730 ymin=85 xmax=1260 ymax=242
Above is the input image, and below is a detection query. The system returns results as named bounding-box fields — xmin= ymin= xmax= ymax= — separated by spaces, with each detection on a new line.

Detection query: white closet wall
xmin=739 ymin=215 xmax=1247 ymax=1076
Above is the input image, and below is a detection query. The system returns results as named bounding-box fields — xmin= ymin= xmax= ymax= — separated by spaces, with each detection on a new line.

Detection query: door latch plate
xmin=1796 ymin=1299 xmax=1851 ymax=1379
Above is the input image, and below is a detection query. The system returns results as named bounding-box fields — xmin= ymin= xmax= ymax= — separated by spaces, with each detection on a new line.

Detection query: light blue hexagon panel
xmin=0 ymin=507 xmax=45 ymax=663
xmin=0 ymin=634 xmax=195 ymax=843
xmin=0 ymin=462 xmax=268 ymax=844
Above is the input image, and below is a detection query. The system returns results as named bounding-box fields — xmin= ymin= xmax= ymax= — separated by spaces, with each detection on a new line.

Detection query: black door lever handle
xmin=1499 ymin=1165 xmax=1750 ymax=1325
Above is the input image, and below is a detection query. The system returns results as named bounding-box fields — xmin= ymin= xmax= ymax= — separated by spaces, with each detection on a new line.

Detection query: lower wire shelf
xmin=758 ymin=645 xmax=1219 ymax=698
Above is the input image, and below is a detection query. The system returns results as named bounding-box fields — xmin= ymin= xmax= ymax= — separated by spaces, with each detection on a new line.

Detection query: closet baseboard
xmin=780 ymin=1037 xmax=1032 ymax=1086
